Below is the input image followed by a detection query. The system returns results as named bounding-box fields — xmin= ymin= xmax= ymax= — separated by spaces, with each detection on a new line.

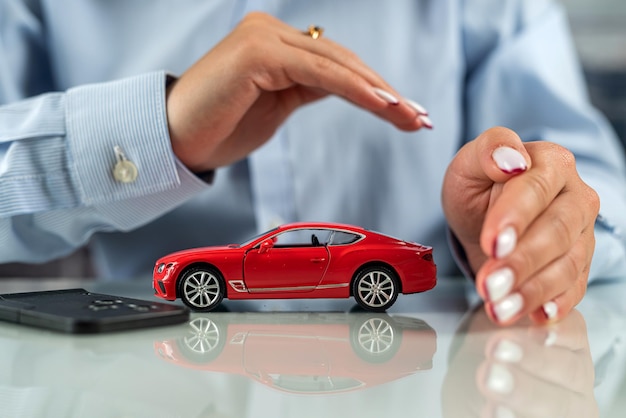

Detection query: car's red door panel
xmin=243 ymin=246 xmax=330 ymax=291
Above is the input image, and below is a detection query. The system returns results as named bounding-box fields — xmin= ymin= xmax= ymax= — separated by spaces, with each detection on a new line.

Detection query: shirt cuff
xmin=94 ymin=158 xmax=212 ymax=231
xmin=589 ymin=214 xmax=626 ymax=283
xmin=447 ymin=228 xmax=476 ymax=281
xmin=65 ymin=71 xmax=181 ymax=205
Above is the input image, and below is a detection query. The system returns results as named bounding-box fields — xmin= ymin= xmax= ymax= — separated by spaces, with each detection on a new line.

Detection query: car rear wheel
xmin=352 ymin=266 xmax=399 ymax=312
xmin=178 ymin=267 xmax=225 ymax=312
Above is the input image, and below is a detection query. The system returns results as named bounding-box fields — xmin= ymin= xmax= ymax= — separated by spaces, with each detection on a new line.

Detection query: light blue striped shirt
xmin=1 ymin=0 xmax=625 ymax=280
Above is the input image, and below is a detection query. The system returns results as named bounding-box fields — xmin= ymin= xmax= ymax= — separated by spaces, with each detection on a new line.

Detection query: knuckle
xmin=237 ymin=13 xmax=279 ymax=47
xmin=544 ymin=142 xmax=575 ymax=169
xmin=242 ymin=11 xmax=273 ymax=24
xmin=526 ymin=172 xmax=555 ymax=206
xmin=558 ymin=146 xmax=576 ymax=169
xmin=313 ymin=55 xmax=335 ymax=73
xmin=584 ymin=185 xmax=600 ymax=216
xmin=562 ymin=251 xmax=581 ymax=285
xmin=586 ymin=232 xmax=596 ymax=262
xmin=550 ymin=212 xmax=574 ymax=248
xmin=576 ymin=271 xmax=590 ymax=296
xmin=310 ymin=55 xmax=346 ymax=87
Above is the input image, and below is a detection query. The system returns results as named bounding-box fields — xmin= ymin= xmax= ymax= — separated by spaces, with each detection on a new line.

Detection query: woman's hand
xmin=442 ymin=127 xmax=600 ymax=325
xmin=166 ymin=12 xmax=430 ymax=172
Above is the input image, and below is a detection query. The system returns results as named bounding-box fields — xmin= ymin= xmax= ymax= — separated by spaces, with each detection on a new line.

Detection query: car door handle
xmin=310 ymin=258 xmax=326 ymax=263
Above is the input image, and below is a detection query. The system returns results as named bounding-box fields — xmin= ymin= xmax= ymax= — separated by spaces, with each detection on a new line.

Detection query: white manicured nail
xmin=492 ymin=146 xmax=528 ymax=174
xmin=405 ymin=98 xmax=429 ymax=115
xmin=373 ymin=87 xmax=399 ymax=104
xmin=493 ymin=339 xmax=523 ymax=363
xmin=493 ymin=293 xmax=523 ymax=323
xmin=543 ymin=301 xmax=558 ymax=321
xmin=495 ymin=226 xmax=517 ymax=258
xmin=418 ymin=114 xmax=433 ymax=129
xmin=486 ymin=268 xmax=514 ymax=302
xmin=487 ymin=363 xmax=515 ymax=394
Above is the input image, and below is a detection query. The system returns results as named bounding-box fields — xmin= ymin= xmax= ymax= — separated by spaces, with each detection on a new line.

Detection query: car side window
xmin=313 ymin=229 xmax=332 ymax=245
xmin=274 ymin=229 xmax=332 ymax=247
xmin=329 ymin=231 xmax=360 ymax=245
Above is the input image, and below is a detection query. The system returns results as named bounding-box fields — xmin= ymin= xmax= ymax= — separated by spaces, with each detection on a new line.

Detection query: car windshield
xmin=239 ymin=227 xmax=279 ymax=246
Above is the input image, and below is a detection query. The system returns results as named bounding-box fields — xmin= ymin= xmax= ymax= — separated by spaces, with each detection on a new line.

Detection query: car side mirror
xmin=259 ymin=239 xmax=274 ymax=254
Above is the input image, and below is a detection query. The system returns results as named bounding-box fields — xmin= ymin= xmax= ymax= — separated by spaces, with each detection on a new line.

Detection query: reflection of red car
xmin=155 ymin=313 xmax=437 ymax=394
xmin=153 ymin=222 xmax=436 ymax=312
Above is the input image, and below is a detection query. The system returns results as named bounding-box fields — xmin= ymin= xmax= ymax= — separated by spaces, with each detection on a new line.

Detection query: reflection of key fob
xmin=0 ymin=288 xmax=189 ymax=334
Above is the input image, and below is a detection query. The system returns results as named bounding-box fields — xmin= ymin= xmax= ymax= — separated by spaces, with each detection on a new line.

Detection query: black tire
xmin=177 ymin=266 xmax=225 ymax=312
xmin=352 ymin=265 xmax=399 ymax=312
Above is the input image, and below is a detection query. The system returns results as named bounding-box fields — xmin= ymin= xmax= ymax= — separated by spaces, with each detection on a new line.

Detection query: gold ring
xmin=307 ymin=25 xmax=324 ymax=40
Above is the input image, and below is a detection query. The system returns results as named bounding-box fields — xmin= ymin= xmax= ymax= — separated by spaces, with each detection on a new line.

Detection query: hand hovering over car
xmin=442 ymin=127 xmax=600 ymax=326
xmin=165 ymin=12 xmax=431 ymax=173
xmin=164 ymin=11 xmax=600 ymax=327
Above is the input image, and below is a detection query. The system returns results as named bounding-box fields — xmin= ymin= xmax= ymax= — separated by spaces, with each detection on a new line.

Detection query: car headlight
xmin=157 ymin=263 xmax=166 ymax=274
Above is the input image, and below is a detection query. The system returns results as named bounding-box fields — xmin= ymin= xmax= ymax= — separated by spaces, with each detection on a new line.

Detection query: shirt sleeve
xmin=0 ymin=2 xmax=209 ymax=263
xmin=461 ymin=0 xmax=626 ymax=281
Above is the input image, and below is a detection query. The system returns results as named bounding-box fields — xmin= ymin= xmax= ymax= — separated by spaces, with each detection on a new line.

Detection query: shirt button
xmin=113 ymin=160 xmax=138 ymax=183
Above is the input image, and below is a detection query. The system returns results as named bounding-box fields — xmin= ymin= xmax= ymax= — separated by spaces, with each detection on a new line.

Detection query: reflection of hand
xmin=442 ymin=127 xmax=599 ymax=325
xmin=166 ymin=12 xmax=428 ymax=173
xmin=442 ymin=306 xmax=598 ymax=418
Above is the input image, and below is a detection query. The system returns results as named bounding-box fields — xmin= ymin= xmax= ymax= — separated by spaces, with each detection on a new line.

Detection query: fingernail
xmin=493 ymin=293 xmax=523 ymax=323
xmin=493 ymin=339 xmax=523 ymax=363
xmin=492 ymin=146 xmax=528 ymax=174
xmin=543 ymin=301 xmax=558 ymax=321
xmin=485 ymin=267 xmax=514 ymax=302
xmin=494 ymin=226 xmax=517 ymax=258
xmin=486 ymin=363 xmax=515 ymax=394
xmin=405 ymin=98 xmax=429 ymax=115
xmin=373 ymin=87 xmax=399 ymax=105
xmin=418 ymin=114 xmax=433 ymax=129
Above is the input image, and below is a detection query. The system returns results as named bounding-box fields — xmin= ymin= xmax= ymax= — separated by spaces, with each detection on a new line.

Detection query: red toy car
xmin=152 ymin=222 xmax=436 ymax=312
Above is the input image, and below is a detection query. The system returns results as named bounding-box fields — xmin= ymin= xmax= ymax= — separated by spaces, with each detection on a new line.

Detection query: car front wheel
xmin=178 ymin=267 xmax=225 ymax=312
xmin=352 ymin=266 xmax=399 ymax=312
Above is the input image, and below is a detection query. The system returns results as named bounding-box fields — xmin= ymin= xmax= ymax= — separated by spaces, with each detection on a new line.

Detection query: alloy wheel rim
xmin=357 ymin=271 xmax=395 ymax=307
xmin=183 ymin=271 xmax=221 ymax=308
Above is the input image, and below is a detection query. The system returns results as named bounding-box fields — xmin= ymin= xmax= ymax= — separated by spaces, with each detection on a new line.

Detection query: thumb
xmin=442 ymin=127 xmax=531 ymax=271
xmin=459 ymin=126 xmax=531 ymax=185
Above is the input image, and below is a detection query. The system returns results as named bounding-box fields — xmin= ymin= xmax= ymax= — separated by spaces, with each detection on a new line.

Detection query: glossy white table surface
xmin=0 ymin=276 xmax=625 ymax=418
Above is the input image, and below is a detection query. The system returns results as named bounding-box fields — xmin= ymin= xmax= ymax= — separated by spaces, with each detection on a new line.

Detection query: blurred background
xmin=564 ymin=0 xmax=626 ymax=141
xmin=1 ymin=0 xmax=625 ymax=279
